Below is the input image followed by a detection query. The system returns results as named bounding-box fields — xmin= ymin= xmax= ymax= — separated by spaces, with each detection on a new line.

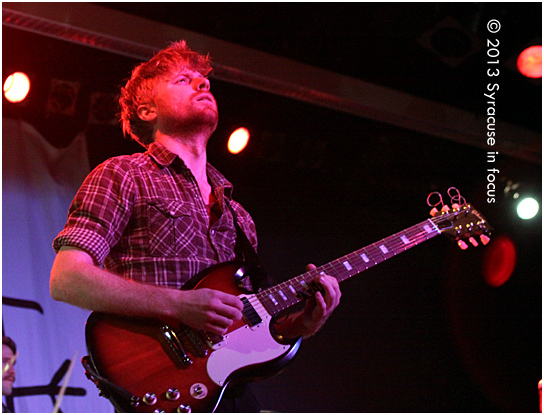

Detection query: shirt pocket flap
xmin=148 ymin=199 xmax=191 ymax=218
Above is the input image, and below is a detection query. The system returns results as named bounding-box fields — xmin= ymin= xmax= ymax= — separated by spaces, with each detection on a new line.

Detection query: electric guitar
xmin=84 ymin=200 xmax=492 ymax=413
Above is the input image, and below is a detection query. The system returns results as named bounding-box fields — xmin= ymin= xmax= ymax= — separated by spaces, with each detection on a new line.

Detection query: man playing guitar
xmin=50 ymin=40 xmax=341 ymax=412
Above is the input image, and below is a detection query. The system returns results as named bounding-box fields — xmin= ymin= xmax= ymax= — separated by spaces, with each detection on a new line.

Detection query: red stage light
xmin=517 ymin=45 xmax=542 ymax=78
xmin=482 ymin=236 xmax=516 ymax=287
xmin=228 ymin=127 xmax=250 ymax=154
xmin=3 ymin=71 xmax=31 ymax=103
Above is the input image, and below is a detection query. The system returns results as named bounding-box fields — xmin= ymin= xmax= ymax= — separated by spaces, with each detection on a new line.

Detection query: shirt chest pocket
xmin=147 ymin=199 xmax=199 ymax=257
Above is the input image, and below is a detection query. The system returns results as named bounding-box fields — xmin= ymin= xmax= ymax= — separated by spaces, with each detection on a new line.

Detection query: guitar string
xmin=261 ymin=208 xmax=486 ymax=322
xmin=257 ymin=206 xmax=487 ymax=314
xmin=256 ymin=223 xmax=438 ymax=314
xmin=276 ymin=219 xmax=436 ymax=286
xmin=330 ymin=206 xmax=485 ymax=278
xmin=168 ymin=209 xmax=482 ymax=347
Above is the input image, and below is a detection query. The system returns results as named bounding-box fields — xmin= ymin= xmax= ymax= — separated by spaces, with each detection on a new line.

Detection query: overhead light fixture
xmin=504 ymin=38 xmax=542 ymax=82
xmin=517 ymin=45 xmax=542 ymax=79
xmin=503 ymin=179 xmax=540 ymax=220
xmin=516 ymin=197 xmax=539 ymax=220
xmin=228 ymin=127 xmax=250 ymax=154
xmin=3 ymin=71 xmax=31 ymax=103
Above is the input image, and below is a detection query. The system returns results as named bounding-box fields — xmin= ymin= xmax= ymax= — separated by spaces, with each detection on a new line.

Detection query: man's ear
xmin=137 ymin=104 xmax=157 ymax=122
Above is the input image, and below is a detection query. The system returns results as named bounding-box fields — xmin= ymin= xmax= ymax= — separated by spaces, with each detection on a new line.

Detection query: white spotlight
xmin=516 ymin=197 xmax=539 ymax=220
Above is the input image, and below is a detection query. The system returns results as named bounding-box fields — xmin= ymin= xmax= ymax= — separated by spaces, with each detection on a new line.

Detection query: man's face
xmin=2 ymin=345 xmax=16 ymax=396
xmin=149 ymin=67 xmax=219 ymax=138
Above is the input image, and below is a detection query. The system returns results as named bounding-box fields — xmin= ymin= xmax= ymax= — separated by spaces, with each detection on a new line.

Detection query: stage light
xmin=516 ymin=197 xmax=539 ymax=220
xmin=482 ymin=236 xmax=516 ymax=287
xmin=517 ymin=45 xmax=542 ymax=78
xmin=228 ymin=127 xmax=250 ymax=154
xmin=3 ymin=71 xmax=31 ymax=103
xmin=503 ymin=179 xmax=540 ymax=221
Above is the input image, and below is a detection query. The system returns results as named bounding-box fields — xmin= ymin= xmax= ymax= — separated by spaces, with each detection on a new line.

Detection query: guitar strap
xmin=224 ymin=198 xmax=272 ymax=291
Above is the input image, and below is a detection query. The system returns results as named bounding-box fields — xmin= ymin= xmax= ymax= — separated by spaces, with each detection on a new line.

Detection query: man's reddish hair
xmin=119 ymin=40 xmax=213 ymax=146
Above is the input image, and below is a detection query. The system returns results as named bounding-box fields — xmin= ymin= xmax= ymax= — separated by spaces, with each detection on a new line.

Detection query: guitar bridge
xmin=160 ymin=326 xmax=192 ymax=367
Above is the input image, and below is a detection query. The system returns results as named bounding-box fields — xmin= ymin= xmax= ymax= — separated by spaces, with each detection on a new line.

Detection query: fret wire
xmin=366 ymin=244 xmax=386 ymax=263
xmin=322 ymin=262 xmax=350 ymax=279
xmin=334 ymin=258 xmax=364 ymax=278
xmin=269 ymin=285 xmax=292 ymax=310
xmin=372 ymin=241 xmax=395 ymax=260
xmin=273 ymin=284 xmax=297 ymax=307
xmin=346 ymin=252 xmax=369 ymax=271
xmin=321 ymin=263 xmax=354 ymax=283
xmin=279 ymin=281 xmax=299 ymax=302
xmin=255 ymin=219 xmax=444 ymax=316
xmin=329 ymin=221 xmax=439 ymax=274
xmin=323 ymin=221 xmax=440 ymax=282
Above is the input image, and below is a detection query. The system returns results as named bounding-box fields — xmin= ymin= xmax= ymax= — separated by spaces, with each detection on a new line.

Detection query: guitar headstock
xmin=428 ymin=188 xmax=493 ymax=249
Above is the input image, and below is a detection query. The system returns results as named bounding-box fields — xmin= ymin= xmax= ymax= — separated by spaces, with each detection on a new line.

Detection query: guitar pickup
xmin=241 ymin=297 xmax=262 ymax=327
xmin=178 ymin=326 xmax=208 ymax=358
xmin=201 ymin=331 xmax=226 ymax=350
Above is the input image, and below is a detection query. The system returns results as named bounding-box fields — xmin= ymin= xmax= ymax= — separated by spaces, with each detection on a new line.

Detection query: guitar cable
xmin=81 ymin=355 xmax=141 ymax=409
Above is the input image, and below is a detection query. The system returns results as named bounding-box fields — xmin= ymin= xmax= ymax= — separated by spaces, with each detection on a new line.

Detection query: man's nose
xmin=192 ymin=77 xmax=210 ymax=91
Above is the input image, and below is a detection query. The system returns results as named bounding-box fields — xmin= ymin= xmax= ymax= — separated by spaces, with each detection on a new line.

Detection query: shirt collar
xmin=147 ymin=141 xmax=179 ymax=167
xmin=146 ymin=142 xmax=234 ymax=198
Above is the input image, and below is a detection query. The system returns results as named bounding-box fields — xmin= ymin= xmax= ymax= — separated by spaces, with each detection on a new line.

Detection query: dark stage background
xmin=2 ymin=3 xmax=541 ymax=413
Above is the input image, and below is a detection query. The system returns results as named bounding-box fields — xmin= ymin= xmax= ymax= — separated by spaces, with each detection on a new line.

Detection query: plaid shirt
xmin=53 ymin=142 xmax=257 ymax=289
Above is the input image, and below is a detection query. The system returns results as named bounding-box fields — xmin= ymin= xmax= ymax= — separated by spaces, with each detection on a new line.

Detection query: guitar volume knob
xmin=166 ymin=388 xmax=180 ymax=401
xmin=177 ymin=404 xmax=192 ymax=413
xmin=143 ymin=392 xmax=157 ymax=406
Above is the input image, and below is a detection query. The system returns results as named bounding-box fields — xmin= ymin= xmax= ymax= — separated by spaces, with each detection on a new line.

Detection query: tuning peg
xmin=457 ymin=240 xmax=469 ymax=250
xmin=468 ymin=237 xmax=478 ymax=247
xmin=452 ymin=203 xmax=460 ymax=209
xmin=430 ymin=207 xmax=439 ymax=217
xmin=480 ymin=235 xmax=491 ymax=245
xmin=441 ymin=205 xmax=451 ymax=212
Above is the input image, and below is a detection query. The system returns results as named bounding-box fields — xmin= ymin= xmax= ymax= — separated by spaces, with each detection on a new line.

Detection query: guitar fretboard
xmin=256 ymin=217 xmax=444 ymax=316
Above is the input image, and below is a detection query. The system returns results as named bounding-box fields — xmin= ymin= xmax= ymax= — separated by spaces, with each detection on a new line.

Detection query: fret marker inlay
xmin=360 ymin=253 xmax=370 ymax=263
xmin=342 ymin=261 xmax=353 ymax=271
xmin=401 ymin=235 xmax=410 ymax=244
xmin=379 ymin=245 xmax=389 ymax=254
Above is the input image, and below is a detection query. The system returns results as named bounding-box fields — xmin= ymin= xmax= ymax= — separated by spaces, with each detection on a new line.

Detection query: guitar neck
xmin=256 ymin=217 xmax=444 ymax=317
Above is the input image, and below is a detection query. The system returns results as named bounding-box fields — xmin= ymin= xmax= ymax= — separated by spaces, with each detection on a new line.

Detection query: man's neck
xmin=154 ymin=133 xmax=215 ymax=204
xmin=155 ymin=132 xmax=208 ymax=183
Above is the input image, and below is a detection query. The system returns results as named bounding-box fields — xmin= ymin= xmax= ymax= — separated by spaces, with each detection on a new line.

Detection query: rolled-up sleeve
xmin=53 ymin=158 xmax=135 ymax=264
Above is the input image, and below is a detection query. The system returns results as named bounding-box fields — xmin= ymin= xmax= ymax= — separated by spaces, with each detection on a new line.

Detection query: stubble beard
xmin=172 ymin=105 xmax=218 ymax=141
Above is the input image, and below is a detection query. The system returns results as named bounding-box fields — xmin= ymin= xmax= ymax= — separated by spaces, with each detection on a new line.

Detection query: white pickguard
xmin=206 ymin=294 xmax=291 ymax=386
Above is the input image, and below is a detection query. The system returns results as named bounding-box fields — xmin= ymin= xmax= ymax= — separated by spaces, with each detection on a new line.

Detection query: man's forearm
xmin=50 ymin=247 xmax=179 ymax=322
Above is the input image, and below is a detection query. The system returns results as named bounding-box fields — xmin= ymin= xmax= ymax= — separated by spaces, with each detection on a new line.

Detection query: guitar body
xmin=85 ymin=262 xmax=301 ymax=413
xmin=84 ymin=200 xmax=492 ymax=412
